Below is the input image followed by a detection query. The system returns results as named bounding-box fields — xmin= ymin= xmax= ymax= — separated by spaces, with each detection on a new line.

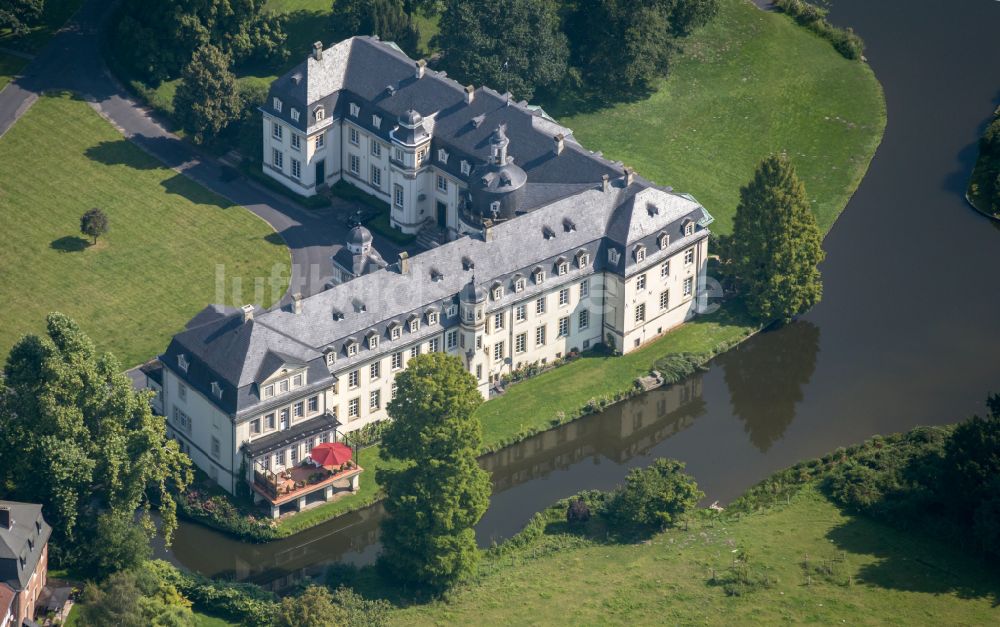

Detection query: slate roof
xmin=0 ymin=501 xmax=51 ymax=592
xmin=243 ymin=412 xmax=341 ymax=457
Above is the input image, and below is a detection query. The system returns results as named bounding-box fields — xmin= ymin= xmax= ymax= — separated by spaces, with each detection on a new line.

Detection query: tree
xmin=377 ymin=353 xmax=491 ymax=591
xmin=89 ymin=512 xmax=153 ymax=580
xmin=80 ymin=207 xmax=109 ymax=245
xmin=112 ymin=0 xmax=285 ymax=84
xmin=276 ymin=585 xmax=343 ymax=627
xmin=0 ymin=313 xmax=192 ymax=566
xmin=75 ymin=564 xmax=195 ymax=627
xmin=173 ymin=44 xmax=243 ymax=144
xmin=944 ymin=401 xmax=1000 ymax=512
xmin=331 ymin=0 xmax=419 ymax=54
xmin=436 ymin=0 xmax=568 ymax=101
xmin=0 ymin=0 xmax=43 ymax=36
xmin=609 ymin=458 xmax=703 ymax=530
xmin=564 ymin=0 xmax=718 ymax=99
xmin=724 ymin=154 xmax=824 ymax=322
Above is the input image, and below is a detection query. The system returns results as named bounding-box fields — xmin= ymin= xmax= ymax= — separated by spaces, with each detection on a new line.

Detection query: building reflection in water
xmin=167 ymin=374 xmax=707 ymax=589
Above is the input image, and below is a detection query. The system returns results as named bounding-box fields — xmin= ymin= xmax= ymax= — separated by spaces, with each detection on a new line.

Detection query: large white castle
xmin=153 ymin=37 xmax=713 ymax=517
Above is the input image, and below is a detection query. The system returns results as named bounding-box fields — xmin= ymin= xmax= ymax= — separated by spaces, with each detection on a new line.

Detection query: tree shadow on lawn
xmin=50 ymin=235 xmax=89 ymax=252
xmin=84 ymin=139 xmax=162 ymax=170
xmin=826 ymin=514 xmax=1000 ymax=606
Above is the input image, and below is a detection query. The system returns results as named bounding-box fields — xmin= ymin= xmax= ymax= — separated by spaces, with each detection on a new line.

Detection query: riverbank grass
xmin=553 ymin=0 xmax=885 ymax=235
xmin=391 ymin=487 xmax=1000 ymax=625
xmin=0 ymin=94 xmax=289 ymax=366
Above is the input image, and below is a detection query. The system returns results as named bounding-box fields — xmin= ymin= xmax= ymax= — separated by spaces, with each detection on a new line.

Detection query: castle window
xmin=325 ymin=352 xmax=335 ymax=366
xmin=684 ymin=220 xmax=695 ymax=236
xmin=273 ymin=97 xmax=282 ymax=112
xmin=272 ymin=148 xmax=283 ymax=169
xmin=394 ymin=185 xmax=404 ymax=208
xmin=461 ymin=160 xmax=471 ymax=175
xmin=291 ymin=133 xmax=301 ymax=150
xmin=409 ymin=318 xmax=420 ymax=333
xmin=350 ymin=127 xmax=359 ymax=145
xmin=438 ymin=149 xmax=449 ymax=163
xmin=514 ymin=277 xmax=525 ymax=292
xmin=577 ymin=251 xmax=589 ymax=268
xmin=291 ymin=158 xmax=301 ymax=179
xmin=272 ymin=122 xmax=283 ymax=140
xmin=635 ymin=245 xmax=646 ymax=263
xmin=349 ymin=103 xmax=360 ymax=117
xmin=608 ymin=248 xmax=620 ymax=264
xmin=446 ymin=304 xmax=458 ymax=317
xmin=373 ymin=114 xmax=381 ymax=128
xmin=427 ymin=311 xmax=439 ymax=325
xmin=391 ymin=325 xmax=401 ymax=340
xmin=211 ymin=381 xmax=222 ymax=399
xmin=370 ymin=164 xmax=381 ymax=188
xmin=315 ymin=106 xmax=325 ymax=121
xmin=368 ymin=334 xmax=379 ymax=350
xmin=492 ymin=285 xmax=503 ymax=300
xmin=347 ymin=341 xmax=358 ymax=356
xmin=437 ymin=175 xmax=448 ymax=192
xmin=290 ymin=108 xmax=299 ymax=122
xmin=371 ymin=141 xmax=382 ymax=157
xmin=658 ymin=233 xmax=670 ymax=249
xmin=177 ymin=354 xmax=189 ymax=372
xmin=557 ymin=261 xmax=568 ymax=276
xmin=534 ymin=269 xmax=545 ymax=284
xmin=684 ymin=248 xmax=695 ymax=265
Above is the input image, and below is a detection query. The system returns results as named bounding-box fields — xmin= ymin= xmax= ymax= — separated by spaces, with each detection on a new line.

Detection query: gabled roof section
xmin=0 ymin=501 xmax=51 ymax=592
xmin=605 ymin=187 xmax=707 ymax=246
xmin=255 ymin=351 xmax=307 ymax=385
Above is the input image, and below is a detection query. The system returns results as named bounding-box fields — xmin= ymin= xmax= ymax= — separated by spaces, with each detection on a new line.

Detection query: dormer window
xmin=290 ymin=108 xmax=299 ymax=122
xmin=447 ymin=304 xmax=458 ymax=317
xmin=325 ymin=352 xmax=335 ymax=367
xmin=635 ymin=245 xmax=646 ymax=263
xmin=462 ymin=256 xmax=474 ymax=271
xmin=211 ymin=381 xmax=222 ymax=399
xmin=347 ymin=341 xmax=358 ymax=357
xmin=608 ymin=248 xmax=620 ymax=264
xmin=264 ymin=384 xmax=274 ymax=398
xmin=577 ymin=250 xmax=590 ymax=268
xmin=563 ymin=218 xmax=576 ymax=233
xmin=177 ymin=354 xmax=189 ymax=373
xmin=409 ymin=317 xmax=421 ymax=333
xmin=489 ymin=200 xmax=501 ymax=217
xmin=390 ymin=324 xmax=401 ymax=340
xmin=556 ymin=260 xmax=568 ymax=276
xmin=349 ymin=103 xmax=360 ymax=117
xmin=542 ymin=226 xmax=555 ymax=240
xmin=427 ymin=311 xmax=439 ymax=325
xmin=315 ymin=106 xmax=326 ymax=121
xmin=368 ymin=333 xmax=379 ymax=350
xmin=492 ymin=284 xmax=504 ymax=300
xmin=534 ymin=268 xmax=546 ymax=284
xmin=658 ymin=232 xmax=670 ymax=249
xmin=461 ymin=160 xmax=471 ymax=176
xmin=431 ymin=268 xmax=444 ymax=282
xmin=373 ymin=114 xmax=381 ymax=128
xmin=438 ymin=149 xmax=449 ymax=164
xmin=273 ymin=97 xmax=282 ymax=112
xmin=514 ymin=277 xmax=526 ymax=292
xmin=684 ymin=220 xmax=695 ymax=236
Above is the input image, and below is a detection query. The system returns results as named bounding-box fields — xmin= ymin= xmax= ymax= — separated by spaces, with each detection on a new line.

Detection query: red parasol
xmin=310 ymin=442 xmax=352 ymax=467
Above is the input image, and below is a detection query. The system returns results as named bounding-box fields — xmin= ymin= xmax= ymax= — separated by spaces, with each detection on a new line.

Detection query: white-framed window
xmin=608 ymin=248 xmax=620 ymax=264
xmin=446 ymin=304 xmax=458 ymax=318
xmin=437 ymin=175 xmax=448 ymax=192
xmin=293 ymin=401 xmax=303 ymax=418
xmin=279 ymin=379 xmax=289 ymax=393
xmin=535 ymin=325 xmax=546 ymax=346
xmin=391 ymin=382 xmax=397 ymax=399
xmin=275 ymin=449 xmax=285 ymax=467
xmin=493 ymin=312 xmax=505 ymax=330
xmin=490 ymin=200 xmax=501 ymax=216
xmin=251 ymin=418 xmax=261 ymax=435
xmin=660 ymin=290 xmax=669 ymax=310
xmin=637 ymin=274 xmax=647 ymax=290
xmin=325 ymin=352 xmax=335 ymax=367
xmin=410 ymin=345 xmax=419 ymax=358
xmin=350 ymin=154 xmax=360 ymax=175
xmin=177 ymin=353 xmax=189 ymax=372
xmin=515 ymin=304 xmax=527 ymax=322
xmin=394 ymin=148 xmax=404 ymax=162
xmin=514 ymin=277 xmax=525 ymax=292
xmin=558 ymin=317 xmax=569 ymax=337
xmin=370 ymin=165 xmax=381 ymax=188
xmin=394 ymin=185 xmax=404 ymax=208
xmin=308 ymin=396 xmax=319 ymax=413
xmin=409 ymin=318 xmax=420 ymax=333
xmin=373 ymin=114 xmax=381 ymax=128
xmin=350 ymin=127 xmax=360 ymax=145
xmin=370 ymin=361 xmax=380 ymax=379
xmin=272 ymin=148 xmax=283 ymax=169
xmin=683 ymin=277 xmax=694 ymax=296
xmin=438 ymin=148 xmax=449 ymax=163
xmin=580 ymin=280 xmax=589 ymax=298
xmin=534 ymin=270 xmax=546 ymax=284
xmin=559 ymin=288 xmax=569 ymax=307
xmin=391 ymin=326 xmax=401 ymax=340
xmin=290 ymin=444 xmax=299 ymax=464
xmin=578 ymin=253 xmax=589 ymax=268
xmin=370 ymin=389 xmax=381 ymax=410
xmin=315 ymin=106 xmax=326 ymax=121
xmin=493 ymin=341 xmax=504 ymax=361
xmin=661 ymin=261 xmax=670 ymax=278
xmin=347 ymin=342 xmax=358 ymax=356
xmin=273 ymin=97 xmax=282 ymax=112
xmin=635 ymin=303 xmax=646 ymax=323
xmin=316 ymin=132 xmax=325 ymax=149
xmin=578 ymin=309 xmax=589 ymax=329
xmin=493 ymin=286 xmax=503 ymax=300
xmin=429 ymin=337 xmax=440 ymax=352
xmin=348 ymin=397 xmax=360 ymax=418
xmin=263 ymin=384 xmax=273 ymax=398
xmin=417 ymin=148 xmax=427 ymax=163
xmin=293 ymin=374 xmax=303 ymax=387
xmin=371 ymin=141 xmax=382 ymax=157
xmin=446 ymin=330 xmax=458 ymax=349
xmin=515 ymin=332 xmax=526 ymax=354
xmin=476 ymin=364 xmax=482 ymax=381
xmin=535 ymin=297 xmax=545 ymax=315
xmin=348 ymin=369 xmax=359 ymax=388
xmin=392 ymin=351 xmax=403 ymax=370
xmin=558 ymin=262 xmax=568 ymax=275
xmin=635 ymin=246 xmax=646 ymax=262
xmin=460 ymin=160 xmax=471 ymax=175
xmin=369 ymin=334 xmax=379 ymax=350
xmin=266 ymin=413 xmax=275 ymax=429
xmin=427 ymin=311 xmax=439 ymax=325
xmin=291 ymin=108 xmax=299 ymax=122
xmin=291 ymin=158 xmax=301 ymax=179
xmin=272 ymin=122 xmax=283 ymax=140
xmin=685 ymin=221 xmax=695 ymax=236
xmin=684 ymin=248 xmax=695 ymax=265
xmin=349 ymin=103 xmax=360 ymax=117
xmin=211 ymin=436 xmax=220 ymax=459
xmin=291 ymin=133 xmax=301 ymax=150
xmin=658 ymin=233 xmax=670 ymax=249
xmin=173 ymin=407 xmax=192 ymax=434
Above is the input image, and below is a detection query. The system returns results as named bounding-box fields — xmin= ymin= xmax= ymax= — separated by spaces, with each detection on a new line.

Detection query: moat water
xmin=162 ymin=0 xmax=1000 ymax=587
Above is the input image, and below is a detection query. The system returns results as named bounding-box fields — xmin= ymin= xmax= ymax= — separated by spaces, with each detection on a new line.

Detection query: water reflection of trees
xmin=723 ymin=320 xmax=821 ymax=453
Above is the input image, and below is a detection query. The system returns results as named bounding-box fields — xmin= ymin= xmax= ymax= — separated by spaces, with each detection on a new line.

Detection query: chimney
xmin=483 ymin=219 xmax=494 ymax=242
xmin=553 ymin=133 xmax=564 ymax=155
xmin=0 ymin=507 xmax=10 ymax=530
xmin=464 ymin=85 xmax=475 ymax=104
xmin=292 ymin=292 xmax=303 ymax=314
xmin=602 ymin=174 xmax=610 ymax=192
xmin=415 ymin=59 xmax=426 ymax=79
xmin=312 ymin=41 xmax=323 ymax=61
xmin=241 ymin=304 xmax=254 ymax=323
xmin=623 ymin=166 xmax=634 ymax=186
xmin=398 ymin=251 xmax=410 ymax=275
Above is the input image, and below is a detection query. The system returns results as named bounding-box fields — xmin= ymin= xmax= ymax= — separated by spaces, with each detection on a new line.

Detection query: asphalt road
xmin=0 ymin=0 xmax=408 ymax=299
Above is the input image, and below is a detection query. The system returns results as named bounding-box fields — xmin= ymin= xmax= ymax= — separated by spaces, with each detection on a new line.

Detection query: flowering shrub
xmin=178 ymin=488 xmax=281 ymax=542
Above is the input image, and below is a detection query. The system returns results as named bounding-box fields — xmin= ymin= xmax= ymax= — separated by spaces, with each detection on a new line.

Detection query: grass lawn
xmin=392 ymin=487 xmax=1000 ymax=625
xmin=0 ymin=51 xmax=27 ymax=91
xmin=552 ymin=0 xmax=885 ymax=235
xmin=0 ymin=0 xmax=82 ymax=52
xmin=0 ymin=94 xmax=289 ymax=367
xmin=63 ymin=604 xmax=238 ymax=626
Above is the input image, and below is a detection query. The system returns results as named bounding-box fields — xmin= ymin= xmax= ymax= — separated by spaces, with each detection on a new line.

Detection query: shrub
xmin=714 ymin=550 xmax=775 ymax=596
xmin=773 ymin=0 xmax=864 ymax=60
xmin=148 ymin=560 xmax=278 ymax=626
xmin=608 ymin=459 xmax=704 ymax=530
xmin=566 ymin=498 xmax=591 ymax=525
xmin=343 ymin=419 xmax=390 ymax=448
xmin=178 ymin=488 xmax=280 ymax=542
